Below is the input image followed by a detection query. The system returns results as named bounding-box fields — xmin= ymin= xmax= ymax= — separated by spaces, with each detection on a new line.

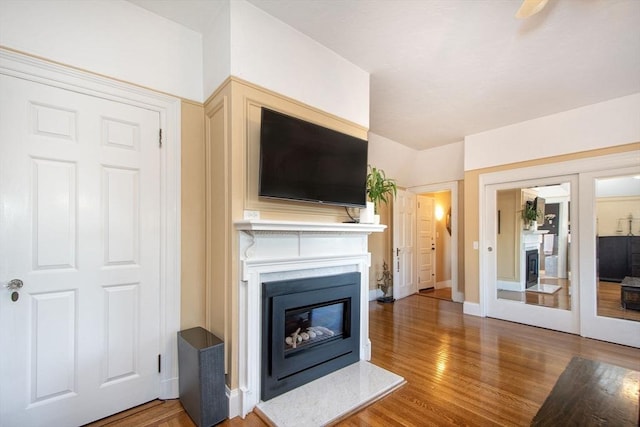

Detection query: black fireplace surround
xmin=261 ymin=272 xmax=361 ymax=401
xmin=526 ymin=249 xmax=539 ymax=288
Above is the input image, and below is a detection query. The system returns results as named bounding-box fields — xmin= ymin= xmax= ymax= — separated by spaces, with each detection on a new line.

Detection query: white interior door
xmin=0 ymin=75 xmax=161 ymax=425
xmin=393 ymin=189 xmax=416 ymax=299
xmin=417 ymin=196 xmax=435 ymax=290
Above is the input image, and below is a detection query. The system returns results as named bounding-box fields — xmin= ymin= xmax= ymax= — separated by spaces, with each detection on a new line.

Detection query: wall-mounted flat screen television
xmin=259 ymin=107 xmax=368 ymax=208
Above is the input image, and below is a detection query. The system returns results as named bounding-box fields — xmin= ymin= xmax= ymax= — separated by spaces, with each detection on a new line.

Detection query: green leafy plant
xmin=366 ymin=165 xmax=397 ymax=213
xmin=522 ymin=201 xmax=541 ymax=222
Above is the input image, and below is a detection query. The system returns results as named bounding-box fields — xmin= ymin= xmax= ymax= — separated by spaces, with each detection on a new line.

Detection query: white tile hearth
xmin=255 ymin=361 xmax=405 ymax=426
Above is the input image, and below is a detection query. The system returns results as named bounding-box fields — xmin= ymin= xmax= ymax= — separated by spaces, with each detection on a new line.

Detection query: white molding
xmin=0 ymin=48 xmax=182 ymax=400
xmin=463 ymin=302 xmax=482 ymax=317
xmin=497 ymin=280 xmax=521 ymax=292
xmin=227 ymin=386 xmax=242 ymax=419
xmin=435 ymin=280 xmax=452 ymax=289
xmin=369 ymin=288 xmax=383 ymax=301
xmin=235 ymin=219 xmax=386 ymax=233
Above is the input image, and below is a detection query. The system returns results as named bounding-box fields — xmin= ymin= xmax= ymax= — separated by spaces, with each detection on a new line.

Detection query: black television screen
xmin=259 ymin=108 xmax=368 ymax=208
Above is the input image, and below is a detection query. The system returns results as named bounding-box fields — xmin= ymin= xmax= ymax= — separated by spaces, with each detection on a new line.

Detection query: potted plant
xmin=522 ymin=200 xmax=540 ymax=230
xmin=362 ymin=165 xmax=397 ymax=224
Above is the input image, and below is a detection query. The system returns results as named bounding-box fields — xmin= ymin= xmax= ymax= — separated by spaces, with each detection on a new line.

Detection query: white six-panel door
xmin=0 ymin=75 xmax=161 ymax=425
xmin=417 ymin=195 xmax=435 ymax=290
xmin=393 ymin=189 xmax=417 ymax=300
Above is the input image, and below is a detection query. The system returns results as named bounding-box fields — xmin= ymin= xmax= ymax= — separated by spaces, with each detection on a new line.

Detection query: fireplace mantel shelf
xmin=235 ymin=219 xmax=386 ymax=233
xmin=523 ymin=229 xmax=549 ymax=235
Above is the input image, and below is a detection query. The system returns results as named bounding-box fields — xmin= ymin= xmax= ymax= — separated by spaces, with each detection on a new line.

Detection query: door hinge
xmin=158 ymin=354 xmax=161 ymax=373
xmin=159 ymin=128 xmax=163 ymax=148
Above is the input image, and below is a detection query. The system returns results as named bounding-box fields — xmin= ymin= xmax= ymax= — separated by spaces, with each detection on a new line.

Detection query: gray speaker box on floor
xmin=178 ymin=327 xmax=228 ymax=426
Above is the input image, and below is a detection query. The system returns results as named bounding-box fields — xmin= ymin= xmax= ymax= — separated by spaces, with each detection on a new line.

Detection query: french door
xmin=481 ymin=152 xmax=640 ymax=348
xmin=579 ymin=166 xmax=640 ymax=348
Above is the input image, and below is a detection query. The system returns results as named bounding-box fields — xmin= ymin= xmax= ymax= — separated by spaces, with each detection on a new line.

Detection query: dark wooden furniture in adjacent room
xmin=597 ymin=236 xmax=640 ymax=282
xmin=621 ymin=276 xmax=640 ymax=310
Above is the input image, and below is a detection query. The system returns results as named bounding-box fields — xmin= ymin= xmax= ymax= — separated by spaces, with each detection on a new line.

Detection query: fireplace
xmin=525 ymin=249 xmax=539 ymax=288
xmin=234 ymin=219 xmax=385 ymax=417
xmin=261 ymin=272 xmax=360 ymax=401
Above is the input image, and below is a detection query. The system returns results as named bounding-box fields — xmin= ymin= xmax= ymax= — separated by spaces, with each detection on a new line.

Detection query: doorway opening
xmin=408 ymin=181 xmax=460 ymax=303
xmin=417 ymin=191 xmax=452 ymax=301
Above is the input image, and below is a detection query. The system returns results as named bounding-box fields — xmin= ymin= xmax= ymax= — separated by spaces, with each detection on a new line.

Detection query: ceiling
xmin=129 ymin=0 xmax=640 ymax=151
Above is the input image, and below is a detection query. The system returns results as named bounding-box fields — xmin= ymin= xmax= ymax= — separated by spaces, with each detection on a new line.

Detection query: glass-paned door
xmin=484 ymin=175 xmax=579 ymax=334
xmin=580 ymin=167 xmax=640 ymax=348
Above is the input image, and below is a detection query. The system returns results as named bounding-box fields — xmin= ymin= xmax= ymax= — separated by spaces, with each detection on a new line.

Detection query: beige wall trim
xmin=180 ymin=101 xmax=206 ymax=330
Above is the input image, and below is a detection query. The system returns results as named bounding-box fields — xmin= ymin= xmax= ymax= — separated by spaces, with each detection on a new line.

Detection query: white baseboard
xmin=463 ymin=301 xmax=483 ymax=317
xmin=160 ymin=376 xmax=179 ymax=399
xmin=497 ymin=280 xmax=521 ymax=292
xmin=227 ymin=386 xmax=241 ymax=419
xmin=435 ymin=280 xmax=452 ymax=289
xmin=452 ymin=291 xmax=465 ymax=303
xmin=369 ymin=288 xmax=383 ymax=301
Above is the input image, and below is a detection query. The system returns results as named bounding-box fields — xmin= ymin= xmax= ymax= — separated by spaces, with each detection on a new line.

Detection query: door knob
xmin=6 ymin=279 xmax=23 ymax=290
xmin=5 ymin=279 xmax=23 ymax=302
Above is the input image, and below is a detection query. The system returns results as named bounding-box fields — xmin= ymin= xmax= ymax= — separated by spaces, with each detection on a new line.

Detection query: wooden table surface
xmin=531 ymin=356 xmax=639 ymax=426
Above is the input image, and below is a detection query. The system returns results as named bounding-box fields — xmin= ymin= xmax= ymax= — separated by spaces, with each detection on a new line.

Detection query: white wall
xmin=368 ymin=133 xmax=464 ymax=189
xmin=408 ymin=141 xmax=464 ymax=187
xmin=464 ymin=93 xmax=640 ymax=171
xmin=368 ymin=132 xmax=416 ymax=187
xmin=227 ymin=0 xmax=369 ymax=128
xmin=202 ymin=1 xmax=231 ymax=98
xmin=0 ymin=0 xmax=203 ymax=101
xmin=0 ymin=0 xmax=368 ymax=126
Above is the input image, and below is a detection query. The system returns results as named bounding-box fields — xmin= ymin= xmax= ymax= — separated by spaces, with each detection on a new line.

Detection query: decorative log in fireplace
xmin=261 ymin=272 xmax=361 ymax=401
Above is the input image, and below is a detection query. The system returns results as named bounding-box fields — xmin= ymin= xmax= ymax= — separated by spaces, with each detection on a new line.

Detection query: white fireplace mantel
xmin=235 ymin=219 xmax=386 ymax=233
xmin=232 ymin=219 xmax=385 ymax=418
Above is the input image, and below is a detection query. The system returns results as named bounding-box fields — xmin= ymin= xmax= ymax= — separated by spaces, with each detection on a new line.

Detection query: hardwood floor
xmin=418 ymin=286 xmax=452 ymax=301
xmin=89 ymin=296 xmax=640 ymax=426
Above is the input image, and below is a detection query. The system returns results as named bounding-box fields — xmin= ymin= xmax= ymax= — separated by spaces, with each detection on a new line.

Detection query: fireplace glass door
xmin=284 ymin=300 xmax=345 ymax=353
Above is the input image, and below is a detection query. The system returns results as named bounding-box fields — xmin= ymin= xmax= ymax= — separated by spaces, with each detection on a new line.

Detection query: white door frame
xmin=0 ymin=48 xmax=181 ymax=398
xmin=410 ymin=181 xmax=461 ymax=302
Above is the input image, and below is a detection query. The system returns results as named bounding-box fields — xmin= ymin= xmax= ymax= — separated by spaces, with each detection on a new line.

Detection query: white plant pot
xmin=373 ymin=214 xmax=380 ymax=225
xmin=359 ymin=202 xmax=375 ymax=224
